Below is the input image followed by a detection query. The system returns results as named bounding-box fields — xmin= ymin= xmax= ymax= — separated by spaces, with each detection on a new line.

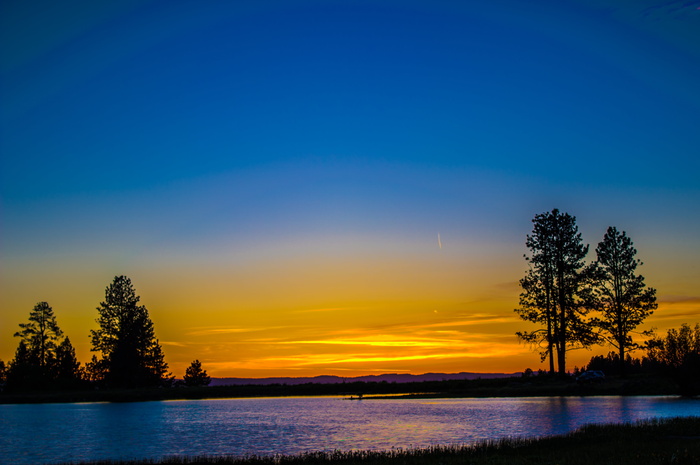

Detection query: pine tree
xmin=183 ymin=359 xmax=211 ymax=387
xmin=54 ymin=337 xmax=82 ymax=386
xmin=6 ymin=341 xmax=42 ymax=389
xmin=9 ymin=302 xmax=70 ymax=389
xmin=592 ymin=227 xmax=657 ymax=375
xmin=515 ymin=209 xmax=597 ymax=374
xmin=14 ymin=301 xmax=63 ymax=369
xmin=90 ymin=276 xmax=170 ymax=388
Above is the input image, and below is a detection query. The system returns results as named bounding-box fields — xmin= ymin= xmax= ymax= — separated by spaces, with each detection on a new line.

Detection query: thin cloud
xmin=160 ymin=341 xmax=189 ymax=347
xmin=658 ymin=295 xmax=700 ymax=305
xmin=274 ymin=330 xmax=519 ymax=352
xmin=262 ymin=348 xmax=527 ymax=367
xmin=186 ymin=326 xmax=289 ymax=336
xmin=324 ymin=313 xmax=517 ymax=335
xmin=286 ymin=336 xmax=469 ymax=349
xmin=649 ymin=310 xmax=700 ymax=322
xmin=494 ymin=280 xmax=520 ymax=291
xmin=290 ymin=306 xmax=366 ymax=314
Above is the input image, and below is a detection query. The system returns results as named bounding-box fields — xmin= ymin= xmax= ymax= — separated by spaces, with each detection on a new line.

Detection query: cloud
xmin=494 ymin=280 xmax=520 ymax=291
xmin=651 ymin=296 xmax=700 ymax=322
xmin=160 ymin=341 xmax=189 ymax=347
xmin=260 ymin=350 xmax=520 ymax=367
xmin=186 ymin=326 xmax=290 ymax=336
xmin=290 ymin=306 xmax=366 ymax=314
xmin=649 ymin=310 xmax=700 ymax=322
xmin=658 ymin=295 xmax=700 ymax=305
xmin=284 ymin=335 xmax=469 ymax=349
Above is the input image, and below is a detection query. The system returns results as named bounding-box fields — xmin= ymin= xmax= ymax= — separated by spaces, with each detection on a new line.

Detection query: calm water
xmin=1 ymin=396 xmax=699 ymax=465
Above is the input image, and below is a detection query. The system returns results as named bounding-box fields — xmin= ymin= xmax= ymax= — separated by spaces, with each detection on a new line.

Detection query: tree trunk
xmin=619 ymin=342 xmax=626 ymax=378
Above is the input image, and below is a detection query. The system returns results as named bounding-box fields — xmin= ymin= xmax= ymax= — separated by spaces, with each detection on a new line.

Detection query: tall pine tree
xmin=515 ymin=209 xmax=597 ymax=374
xmin=54 ymin=337 xmax=83 ymax=387
xmin=9 ymin=302 xmax=70 ymax=389
xmin=592 ymin=227 xmax=657 ymax=375
xmin=14 ymin=301 xmax=63 ymax=369
xmin=90 ymin=276 xmax=170 ymax=388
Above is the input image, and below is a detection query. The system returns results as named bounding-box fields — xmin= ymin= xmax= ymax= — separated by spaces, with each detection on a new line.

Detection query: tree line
xmin=0 ymin=276 xmax=210 ymax=391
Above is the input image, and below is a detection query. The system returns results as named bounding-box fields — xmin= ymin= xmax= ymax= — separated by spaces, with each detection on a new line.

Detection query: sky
xmin=1 ymin=0 xmax=699 ymax=378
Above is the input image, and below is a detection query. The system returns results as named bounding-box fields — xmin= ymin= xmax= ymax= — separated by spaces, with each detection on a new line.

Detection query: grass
xmin=54 ymin=417 xmax=700 ymax=465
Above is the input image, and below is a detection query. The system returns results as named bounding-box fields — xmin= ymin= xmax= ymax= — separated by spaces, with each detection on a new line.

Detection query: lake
xmin=1 ymin=396 xmax=699 ymax=465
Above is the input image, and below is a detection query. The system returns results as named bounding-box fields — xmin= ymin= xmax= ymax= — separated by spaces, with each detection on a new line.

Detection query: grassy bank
xmin=56 ymin=417 xmax=700 ymax=465
xmin=0 ymin=373 xmax=680 ymax=404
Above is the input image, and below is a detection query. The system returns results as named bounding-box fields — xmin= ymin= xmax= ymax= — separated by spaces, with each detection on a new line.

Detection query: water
xmin=1 ymin=396 xmax=698 ymax=465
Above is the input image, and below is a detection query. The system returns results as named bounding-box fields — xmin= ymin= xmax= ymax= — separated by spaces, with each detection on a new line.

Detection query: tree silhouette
xmin=14 ymin=302 xmax=63 ymax=369
xmin=6 ymin=341 xmax=41 ymax=389
xmin=183 ymin=359 xmax=211 ymax=386
xmin=516 ymin=266 xmax=556 ymax=373
xmin=7 ymin=302 xmax=72 ymax=390
xmin=646 ymin=323 xmax=700 ymax=395
xmin=515 ymin=209 xmax=597 ymax=375
xmin=53 ymin=337 xmax=82 ymax=387
xmin=90 ymin=275 xmax=170 ymax=388
xmin=591 ymin=227 xmax=657 ymax=375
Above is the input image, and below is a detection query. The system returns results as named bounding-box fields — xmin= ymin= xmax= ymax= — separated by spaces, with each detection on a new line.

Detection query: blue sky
xmin=1 ymin=0 xmax=699 ymax=376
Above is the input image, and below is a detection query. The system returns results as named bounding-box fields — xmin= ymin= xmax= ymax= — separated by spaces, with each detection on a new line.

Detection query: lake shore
xmin=54 ymin=417 xmax=700 ymax=465
xmin=0 ymin=373 xmax=682 ymax=404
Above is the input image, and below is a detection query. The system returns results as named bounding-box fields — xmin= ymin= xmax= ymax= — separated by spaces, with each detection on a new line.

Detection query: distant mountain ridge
xmin=208 ymin=372 xmax=520 ymax=386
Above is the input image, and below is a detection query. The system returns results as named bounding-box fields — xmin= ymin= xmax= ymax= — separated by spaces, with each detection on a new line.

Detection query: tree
xmin=85 ymin=355 xmax=107 ymax=384
xmin=183 ymin=359 xmax=211 ymax=387
xmin=6 ymin=341 xmax=42 ymax=390
xmin=53 ymin=337 xmax=82 ymax=387
xmin=8 ymin=301 xmax=71 ymax=390
xmin=592 ymin=227 xmax=657 ymax=375
xmin=14 ymin=301 xmax=63 ymax=369
xmin=646 ymin=323 xmax=700 ymax=395
xmin=516 ymin=267 xmax=556 ymax=373
xmin=585 ymin=351 xmax=644 ymax=376
xmin=515 ymin=209 xmax=597 ymax=375
xmin=90 ymin=275 xmax=170 ymax=388
xmin=0 ymin=360 xmax=6 ymax=387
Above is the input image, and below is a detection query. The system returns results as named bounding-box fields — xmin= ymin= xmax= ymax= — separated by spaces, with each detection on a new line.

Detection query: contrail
xmin=438 ymin=232 xmax=442 ymax=249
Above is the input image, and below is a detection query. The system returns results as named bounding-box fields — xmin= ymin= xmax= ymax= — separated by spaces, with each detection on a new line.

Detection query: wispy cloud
xmin=290 ymin=306 xmax=367 ymax=314
xmin=160 ymin=341 xmax=189 ymax=347
xmin=285 ymin=334 xmax=470 ymax=349
xmin=186 ymin=326 xmax=290 ymax=336
xmin=260 ymin=348 xmax=523 ymax=367
xmin=652 ymin=296 xmax=700 ymax=322
xmin=649 ymin=310 xmax=700 ymax=322
xmin=658 ymin=295 xmax=700 ymax=305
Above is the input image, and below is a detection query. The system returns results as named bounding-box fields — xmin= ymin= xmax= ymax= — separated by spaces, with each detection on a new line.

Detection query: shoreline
xmin=0 ymin=373 xmax=683 ymax=405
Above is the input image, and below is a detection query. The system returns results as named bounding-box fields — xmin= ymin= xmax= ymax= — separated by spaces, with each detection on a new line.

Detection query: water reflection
xmin=0 ymin=396 xmax=698 ymax=465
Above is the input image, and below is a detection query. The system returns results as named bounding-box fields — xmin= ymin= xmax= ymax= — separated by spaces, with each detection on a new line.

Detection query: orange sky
xmin=2 ymin=233 xmax=698 ymax=379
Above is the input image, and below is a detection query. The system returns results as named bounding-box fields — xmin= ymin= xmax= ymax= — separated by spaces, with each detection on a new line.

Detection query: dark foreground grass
xmin=56 ymin=417 xmax=700 ymax=465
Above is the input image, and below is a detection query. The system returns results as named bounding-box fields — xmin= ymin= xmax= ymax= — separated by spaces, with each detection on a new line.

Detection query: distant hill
xmin=208 ymin=372 xmax=520 ymax=387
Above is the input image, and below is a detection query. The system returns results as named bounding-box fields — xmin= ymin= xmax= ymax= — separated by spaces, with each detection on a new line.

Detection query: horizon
xmin=2 ymin=0 xmax=699 ymax=379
